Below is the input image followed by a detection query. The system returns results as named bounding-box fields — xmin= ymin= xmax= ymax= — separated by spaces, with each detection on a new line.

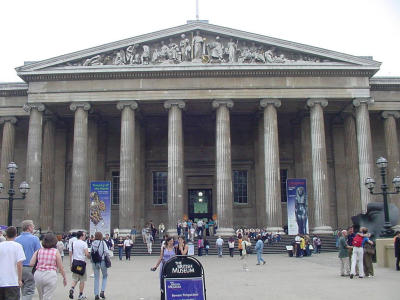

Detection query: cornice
xmin=0 ymin=82 xmax=28 ymax=97
xmin=370 ymin=76 xmax=400 ymax=91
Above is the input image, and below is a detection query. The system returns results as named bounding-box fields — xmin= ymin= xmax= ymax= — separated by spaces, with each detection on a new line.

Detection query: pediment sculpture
xmin=61 ymin=31 xmax=336 ymax=68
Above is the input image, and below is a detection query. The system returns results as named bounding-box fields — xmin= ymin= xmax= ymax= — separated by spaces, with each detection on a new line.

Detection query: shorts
xmin=72 ymin=270 xmax=87 ymax=282
xmin=0 ymin=286 xmax=20 ymax=300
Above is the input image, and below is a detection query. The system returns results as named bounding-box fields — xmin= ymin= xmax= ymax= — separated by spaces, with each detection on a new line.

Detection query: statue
xmin=207 ymin=36 xmax=224 ymax=62
xmin=264 ymin=48 xmax=275 ymax=63
xmin=126 ymin=44 xmax=141 ymax=64
xmin=83 ymin=54 xmax=104 ymax=66
xmin=113 ymin=49 xmax=126 ymax=65
xmin=180 ymin=34 xmax=191 ymax=62
xmin=168 ymin=38 xmax=179 ymax=62
xmin=238 ymin=42 xmax=252 ymax=63
xmin=141 ymin=45 xmax=150 ymax=65
xmin=160 ymin=41 xmax=169 ymax=62
xmin=192 ymin=31 xmax=204 ymax=62
xmin=227 ymin=38 xmax=238 ymax=63
xmin=295 ymin=186 xmax=308 ymax=235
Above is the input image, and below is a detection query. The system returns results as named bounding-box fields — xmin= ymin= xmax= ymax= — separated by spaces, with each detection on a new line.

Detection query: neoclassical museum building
xmin=1 ymin=22 xmax=399 ymax=235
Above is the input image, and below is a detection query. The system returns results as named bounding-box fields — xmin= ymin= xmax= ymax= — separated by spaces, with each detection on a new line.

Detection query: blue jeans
xmin=92 ymin=261 xmax=108 ymax=296
xmin=257 ymin=251 xmax=265 ymax=264
xmin=118 ymin=247 xmax=123 ymax=260
xmin=217 ymin=245 xmax=223 ymax=256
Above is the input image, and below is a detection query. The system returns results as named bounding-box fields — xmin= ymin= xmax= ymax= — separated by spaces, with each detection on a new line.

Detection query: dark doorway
xmin=188 ymin=189 xmax=212 ymax=222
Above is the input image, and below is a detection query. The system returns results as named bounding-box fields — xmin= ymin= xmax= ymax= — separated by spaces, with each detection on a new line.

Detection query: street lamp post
xmin=365 ymin=157 xmax=400 ymax=237
xmin=0 ymin=162 xmax=30 ymax=226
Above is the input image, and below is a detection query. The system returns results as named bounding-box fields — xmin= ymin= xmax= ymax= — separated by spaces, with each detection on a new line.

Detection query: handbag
xmin=364 ymin=243 xmax=375 ymax=255
xmin=105 ymin=255 xmax=111 ymax=268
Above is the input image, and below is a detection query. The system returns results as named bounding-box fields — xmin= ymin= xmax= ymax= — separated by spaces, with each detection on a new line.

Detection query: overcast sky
xmin=1 ymin=0 xmax=399 ymax=82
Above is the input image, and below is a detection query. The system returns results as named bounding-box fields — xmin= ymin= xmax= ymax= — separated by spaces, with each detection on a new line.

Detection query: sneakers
xmin=78 ymin=295 xmax=87 ymax=300
xmin=95 ymin=296 xmax=100 ymax=300
xmin=69 ymin=289 xmax=74 ymax=299
xmin=349 ymin=274 xmax=354 ymax=279
xmin=263 ymin=261 xmax=266 ymax=265
xmin=100 ymin=291 xmax=106 ymax=299
xmin=256 ymin=263 xmax=260 ymax=265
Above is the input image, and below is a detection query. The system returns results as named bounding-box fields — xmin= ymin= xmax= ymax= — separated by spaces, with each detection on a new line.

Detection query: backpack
xmin=352 ymin=234 xmax=363 ymax=247
xmin=91 ymin=241 xmax=103 ymax=263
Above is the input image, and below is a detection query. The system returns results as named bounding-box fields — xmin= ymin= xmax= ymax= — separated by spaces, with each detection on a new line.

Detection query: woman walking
xmin=197 ymin=237 xmax=204 ymax=256
xmin=228 ymin=236 xmax=235 ymax=257
xmin=91 ymin=232 xmax=109 ymax=300
xmin=123 ymin=236 xmax=133 ymax=260
xmin=56 ymin=236 xmax=65 ymax=261
xmin=151 ymin=237 xmax=176 ymax=291
xmin=204 ymin=238 xmax=210 ymax=256
xmin=30 ymin=233 xmax=67 ymax=300
xmin=241 ymin=235 xmax=251 ymax=271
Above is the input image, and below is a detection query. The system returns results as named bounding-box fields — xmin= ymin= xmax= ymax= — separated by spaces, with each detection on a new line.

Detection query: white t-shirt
xmin=72 ymin=239 xmax=88 ymax=261
xmin=0 ymin=241 xmax=26 ymax=287
xmin=123 ymin=239 xmax=133 ymax=247
xmin=56 ymin=241 xmax=64 ymax=256
xmin=68 ymin=237 xmax=77 ymax=251
xmin=216 ymin=238 xmax=224 ymax=246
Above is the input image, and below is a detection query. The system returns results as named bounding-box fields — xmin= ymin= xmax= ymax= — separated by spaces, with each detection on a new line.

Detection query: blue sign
xmin=286 ymin=179 xmax=308 ymax=235
xmin=165 ymin=278 xmax=205 ymax=300
xmin=89 ymin=181 xmax=111 ymax=237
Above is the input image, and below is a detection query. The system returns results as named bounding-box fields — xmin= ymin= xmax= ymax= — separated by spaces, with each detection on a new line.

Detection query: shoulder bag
xmin=70 ymin=241 xmax=87 ymax=276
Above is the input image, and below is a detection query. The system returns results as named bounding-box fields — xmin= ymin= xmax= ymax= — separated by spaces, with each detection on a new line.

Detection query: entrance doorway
xmin=188 ymin=189 xmax=212 ymax=223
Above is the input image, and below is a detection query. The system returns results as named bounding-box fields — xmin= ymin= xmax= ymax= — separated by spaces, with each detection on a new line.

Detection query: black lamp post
xmin=365 ymin=157 xmax=400 ymax=237
xmin=0 ymin=162 xmax=30 ymax=226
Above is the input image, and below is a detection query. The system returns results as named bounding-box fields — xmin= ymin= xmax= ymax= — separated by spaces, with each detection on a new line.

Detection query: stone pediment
xmin=16 ymin=22 xmax=380 ymax=79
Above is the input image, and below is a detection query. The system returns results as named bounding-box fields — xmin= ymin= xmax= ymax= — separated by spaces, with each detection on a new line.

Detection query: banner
xmin=89 ymin=181 xmax=111 ymax=237
xmin=286 ymin=179 xmax=308 ymax=235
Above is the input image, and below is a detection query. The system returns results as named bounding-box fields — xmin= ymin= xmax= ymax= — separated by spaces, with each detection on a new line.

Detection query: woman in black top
xmin=176 ymin=236 xmax=188 ymax=255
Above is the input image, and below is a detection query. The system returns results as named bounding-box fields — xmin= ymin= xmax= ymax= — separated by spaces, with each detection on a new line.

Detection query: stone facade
xmin=0 ymin=22 xmax=399 ymax=234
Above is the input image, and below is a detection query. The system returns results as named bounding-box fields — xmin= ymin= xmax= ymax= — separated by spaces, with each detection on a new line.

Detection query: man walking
xmin=69 ymin=231 xmax=90 ymax=299
xmin=0 ymin=226 xmax=26 ymax=300
xmin=338 ymin=230 xmax=351 ymax=276
xmin=255 ymin=235 xmax=266 ymax=265
xmin=216 ymin=236 xmax=224 ymax=257
xmin=15 ymin=220 xmax=41 ymax=300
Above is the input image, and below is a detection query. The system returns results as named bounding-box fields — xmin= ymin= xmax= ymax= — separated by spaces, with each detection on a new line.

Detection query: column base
xmin=216 ymin=227 xmax=235 ymax=237
xmin=312 ymin=226 xmax=333 ymax=234
xmin=266 ymin=227 xmax=286 ymax=234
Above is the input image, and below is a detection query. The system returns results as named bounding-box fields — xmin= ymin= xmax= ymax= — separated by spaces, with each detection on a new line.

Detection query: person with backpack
xmin=90 ymin=232 xmax=109 ymax=300
xmin=350 ymin=227 xmax=368 ymax=279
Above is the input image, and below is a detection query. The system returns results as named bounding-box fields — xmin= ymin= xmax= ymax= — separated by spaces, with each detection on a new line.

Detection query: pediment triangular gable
xmin=16 ymin=22 xmax=380 ymax=75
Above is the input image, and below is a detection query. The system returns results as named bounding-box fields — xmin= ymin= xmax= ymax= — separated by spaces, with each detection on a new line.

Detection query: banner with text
xmin=89 ymin=181 xmax=111 ymax=237
xmin=286 ymin=179 xmax=309 ymax=235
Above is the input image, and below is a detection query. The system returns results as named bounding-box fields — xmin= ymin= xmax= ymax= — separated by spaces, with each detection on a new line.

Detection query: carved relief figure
xmin=207 ymin=36 xmax=224 ymax=62
xmin=141 ymin=45 xmax=150 ymax=64
xmin=227 ymin=38 xmax=238 ymax=63
xmin=126 ymin=44 xmax=139 ymax=64
xmin=180 ymin=34 xmax=191 ymax=62
xmin=113 ymin=49 xmax=126 ymax=65
xmin=83 ymin=54 xmax=104 ymax=66
xmin=192 ymin=31 xmax=204 ymax=61
xmin=168 ymin=38 xmax=179 ymax=62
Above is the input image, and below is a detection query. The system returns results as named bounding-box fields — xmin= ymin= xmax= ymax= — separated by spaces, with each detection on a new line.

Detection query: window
xmin=281 ymin=169 xmax=288 ymax=202
xmin=153 ymin=171 xmax=167 ymax=205
xmin=233 ymin=170 xmax=248 ymax=204
xmin=112 ymin=171 xmax=120 ymax=205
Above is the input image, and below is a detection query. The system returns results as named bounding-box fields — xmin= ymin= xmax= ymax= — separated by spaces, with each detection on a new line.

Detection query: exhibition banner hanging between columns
xmin=286 ymin=179 xmax=309 ymax=235
xmin=89 ymin=181 xmax=111 ymax=237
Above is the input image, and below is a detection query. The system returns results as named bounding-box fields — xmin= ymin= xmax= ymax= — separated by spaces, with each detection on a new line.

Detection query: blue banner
xmin=286 ymin=179 xmax=309 ymax=235
xmin=89 ymin=181 xmax=111 ymax=237
xmin=165 ymin=278 xmax=205 ymax=300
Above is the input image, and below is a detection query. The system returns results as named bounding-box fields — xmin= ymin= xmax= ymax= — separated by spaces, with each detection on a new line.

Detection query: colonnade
xmin=1 ymin=97 xmax=399 ymax=235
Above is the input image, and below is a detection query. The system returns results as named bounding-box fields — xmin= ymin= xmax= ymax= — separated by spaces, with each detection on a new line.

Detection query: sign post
xmin=161 ymin=256 xmax=206 ymax=300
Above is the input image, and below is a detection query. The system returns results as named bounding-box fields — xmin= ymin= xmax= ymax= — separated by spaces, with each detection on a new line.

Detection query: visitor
xmin=394 ymin=231 xmax=400 ymax=271
xmin=69 ymin=231 xmax=90 ymax=299
xmin=237 ymin=233 xmax=243 ymax=256
xmin=315 ymin=235 xmax=322 ymax=253
xmin=204 ymin=238 xmax=210 ymax=256
xmin=197 ymin=219 xmax=204 ymax=237
xmin=241 ymin=235 xmax=251 ymax=271
xmin=208 ymin=219 xmax=214 ymax=236
xmin=151 ymin=236 xmax=176 ymax=291
xmin=205 ymin=220 xmax=209 ymax=236
xmin=190 ymin=225 xmax=195 ymax=242
xmin=299 ymin=235 xmax=306 ymax=258
xmin=338 ymin=230 xmax=351 ymax=276
xmin=350 ymin=227 xmax=367 ymax=279
xmin=228 ymin=236 xmax=235 ymax=257
xmin=90 ymin=232 xmax=109 ymax=300
xmin=0 ymin=229 xmax=6 ymax=242
xmin=362 ymin=228 xmax=375 ymax=278
xmin=30 ymin=233 xmax=67 ymax=300
xmin=123 ymin=236 xmax=133 ymax=260
xmin=197 ymin=236 xmax=204 ymax=256
xmin=15 ymin=220 xmax=41 ymax=300
xmin=177 ymin=220 xmax=182 ymax=236
xmin=294 ymin=233 xmax=301 ymax=257
xmin=255 ymin=235 xmax=266 ymax=265
xmin=56 ymin=236 xmax=65 ymax=261
xmin=146 ymin=232 xmax=153 ymax=255
xmin=104 ymin=234 xmax=114 ymax=257
xmin=130 ymin=226 xmax=136 ymax=242
xmin=176 ymin=236 xmax=188 ymax=255
xmin=158 ymin=223 xmax=165 ymax=239
xmin=216 ymin=236 xmax=224 ymax=257
xmin=117 ymin=237 xmax=124 ymax=260
xmin=142 ymin=226 xmax=147 ymax=243
xmin=0 ymin=226 xmax=25 ymax=300
xmin=68 ymin=232 xmax=78 ymax=254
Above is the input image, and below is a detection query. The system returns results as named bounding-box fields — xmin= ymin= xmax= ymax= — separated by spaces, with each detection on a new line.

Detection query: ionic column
xmin=307 ymin=99 xmax=332 ymax=234
xmin=382 ymin=111 xmax=400 ymax=213
xmin=353 ymin=98 xmax=375 ymax=213
xmin=40 ymin=115 xmax=56 ymax=232
xmin=260 ymin=99 xmax=284 ymax=233
xmin=117 ymin=101 xmax=138 ymax=233
xmin=212 ymin=99 xmax=235 ymax=236
xmin=23 ymin=103 xmax=45 ymax=225
xmin=164 ymin=100 xmax=185 ymax=234
xmin=0 ymin=117 xmax=17 ymax=225
xmin=69 ymin=102 xmax=91 ymax=231
xmin=344 ymin=114 xmax=361 ymax=219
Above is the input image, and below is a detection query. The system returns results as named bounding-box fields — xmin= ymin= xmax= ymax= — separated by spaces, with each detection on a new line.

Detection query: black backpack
xmin=91 ymin=241 xmax=103 ymax=263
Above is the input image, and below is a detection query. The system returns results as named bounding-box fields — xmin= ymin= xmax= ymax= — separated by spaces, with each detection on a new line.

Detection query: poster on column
xmin=286 ymin=179 xmax=309 ymax=235
xmin=89 ymin=181 xmax=111 ymax=237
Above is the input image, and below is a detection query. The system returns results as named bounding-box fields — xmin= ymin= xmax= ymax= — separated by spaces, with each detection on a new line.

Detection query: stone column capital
xmin=69 ymin=102 xmax=91 ymax=112
xmin=23 ymin=103 xmax=46 ymax=112
xmin=212 ymin=99 xmax=234 ymax=109
xmin=116 ymin=101 xmax=139 ymax=111
xmin=352 ymin=98 xmax=374 ymax=107
xmin=164 ymin=100 xmax=185 ymax=110
xmin=382 ymin=111 xmax=400 ymax=119
xmin=260 ymin=98 xmax=281 ymax=108
xmin=0 ymin=116 xmax=18 ymax=125
xmin=307 ymin=98 xmax=328 ymax=108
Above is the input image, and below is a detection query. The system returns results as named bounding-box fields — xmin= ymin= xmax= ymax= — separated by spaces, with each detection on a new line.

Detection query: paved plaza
xmin=32 ymin=252 xmax=398 ymax=300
